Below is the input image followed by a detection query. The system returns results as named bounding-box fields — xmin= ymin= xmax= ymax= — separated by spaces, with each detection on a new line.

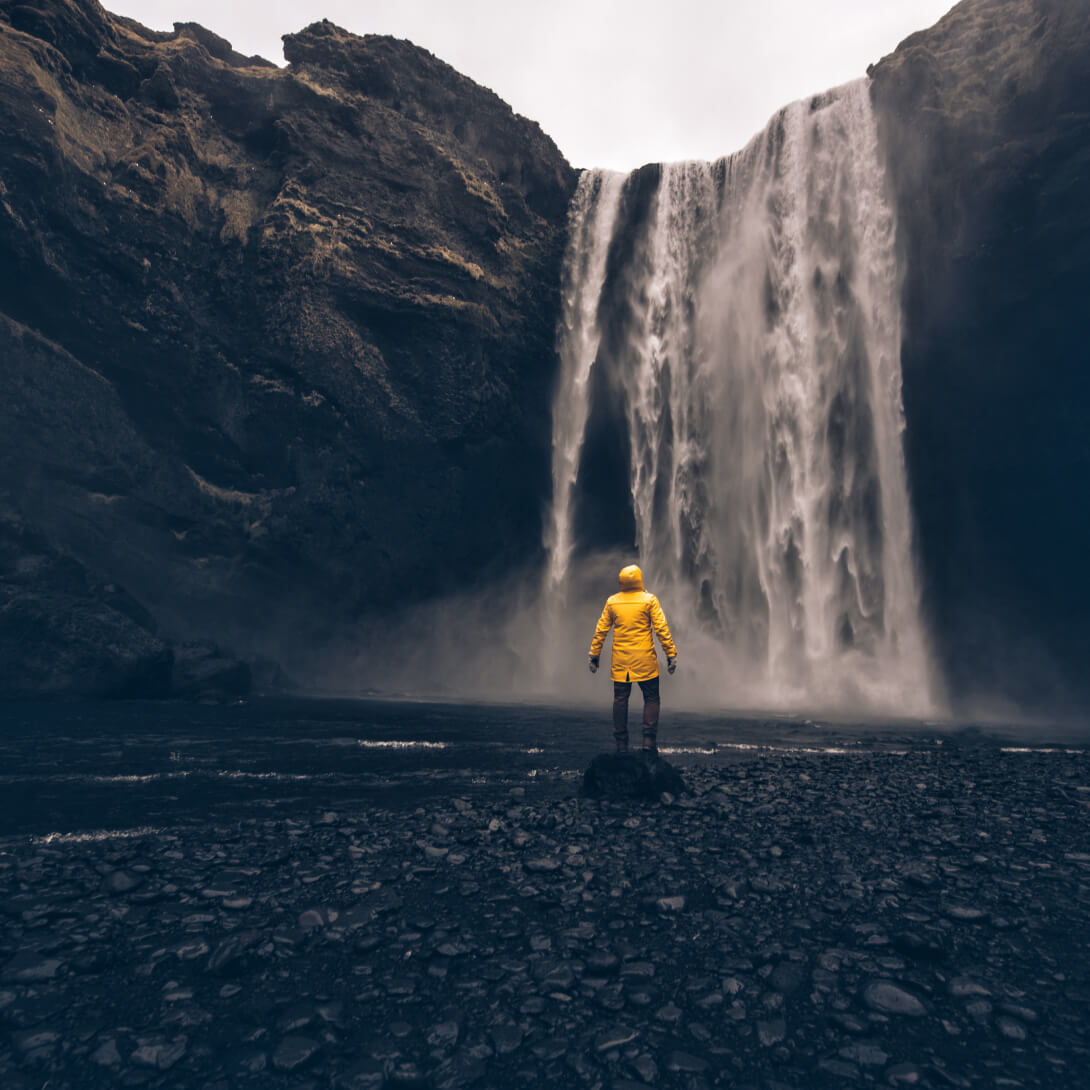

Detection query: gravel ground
xmin=2 ymin=743 xmax=1089 ymax=1089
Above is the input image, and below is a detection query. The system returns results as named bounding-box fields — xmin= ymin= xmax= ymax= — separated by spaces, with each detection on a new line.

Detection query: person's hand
xmin=667 ymin=656 xmax=677 ymax=674
xmin=588 ymin=656 xmax=599 ymax=674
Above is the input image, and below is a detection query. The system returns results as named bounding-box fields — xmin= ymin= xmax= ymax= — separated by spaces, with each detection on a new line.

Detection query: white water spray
xmin=545 ymin=170 xmax=625 ymax=591
xmin=545 ymin=80 xmax=938 ymax=716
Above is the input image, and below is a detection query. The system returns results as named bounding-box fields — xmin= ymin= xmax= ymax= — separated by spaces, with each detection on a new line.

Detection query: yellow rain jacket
xmin=590 ymin=565 xmax=677 ymax=682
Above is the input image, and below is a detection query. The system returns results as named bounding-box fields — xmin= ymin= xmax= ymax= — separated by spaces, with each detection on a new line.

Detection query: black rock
xmin=431 ymin=1054 xmax=487 ymax=1090
xmin=2 ymin=950 xmax=64 ymax=982
xmin=102 ymin=869 xmax=143 ymax=894
xmin=891 ymin=929 xmax=947 ymax=962
xmin=170 ymin=640 xmax=251 ymax=700
xmin=271 ymin=1034 xmax=321 ymax=1072
xmin=861 ymin=980 xmax=927 ymax=1017
xmin=205 ymin=929 xmax=261 ymax=975
xmin=769 ymin=960 xmax=808 ymax=996
xmin=581 ymin=752 xmax=686 ymax=801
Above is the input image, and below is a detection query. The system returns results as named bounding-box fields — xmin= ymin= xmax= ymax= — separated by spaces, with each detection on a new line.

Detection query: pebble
xmin=892 ymin=929 xmax=947 ymax=961
xmin=757 ymin=1017 xmax=786 ymax=1046
xmin=298 ymin=906 xmax=337 ymax=930
xmin=818 ymin=1057 xmax=860 ymax=1078
xmin=838 ymin=1041 xmax=889 ymax=1066
xmin=103 ymin=869 xmax=143 ymax=894
xmin=666 ymin=1050 xmax=709 ymax=1073
xmin=1000 ymin=1002 xmax=1039 ymax=1024
xmin=887 ymin=1061 xmax=924 ymax=1085
xmin=489 ymin=1024 xmax=523 ymax=1054
xmin=524 ymin=857 xmax=561 ymax=872
xmin=13 ymin=1028 xmax=60 ymax=1052
xmin=863 ymin=980 xmax=927 ymax=1016
xmin=2 ymin=951 xmax=64 ymax=982
xmin=91 ymin=1038 xmax=122 ymax=1066
xmin=133 ymin=1035 xmax=188 ymax=1070
xmin=948 ymin=977 xmax=991 ymax=997
xmin=586 ymin=949 xmax=619 ymax=973
xmin=272 ymin=1035 xmax=321 ymax=1071
xmin=769 ymin=960 xmax=807 ymax=994
xmin=942 ymin=903 xmax=990 ymax=922
xmin=996 ymin=1015 xmax=1029 ymax=1040
xmin=427 ymin=1020 xmax=460 ymax=1048
xmin=595 ymin=1025 xmax=638 ymax=1051
xmin=338 ymin=1058 xmax=386 ymax=1087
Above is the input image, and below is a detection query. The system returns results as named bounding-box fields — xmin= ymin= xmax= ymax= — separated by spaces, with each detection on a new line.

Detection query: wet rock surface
xmin=582 ymin=752 xmax=687 ymax=801
xmin=869 ymin=0 xmax=1090 ymax=712
xmin=2 ymin=745 xmax=1088 ymax=1088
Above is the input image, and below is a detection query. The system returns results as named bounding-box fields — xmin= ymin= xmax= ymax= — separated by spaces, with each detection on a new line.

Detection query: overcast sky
xmin=105 ymin=0 xmax=956 ymax=170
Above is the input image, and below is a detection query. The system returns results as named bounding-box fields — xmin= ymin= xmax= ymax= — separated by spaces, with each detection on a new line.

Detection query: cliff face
xmin=870 ymin=0 xmax=1090 ymax=712
xmin=0 ymin=1 xmax=576 ymax=695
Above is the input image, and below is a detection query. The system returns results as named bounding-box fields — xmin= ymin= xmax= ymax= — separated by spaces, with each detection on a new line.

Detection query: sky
xmin=105 ymin=0 xmax=957 ymax=171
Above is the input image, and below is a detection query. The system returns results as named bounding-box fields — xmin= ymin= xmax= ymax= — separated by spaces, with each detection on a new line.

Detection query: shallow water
xmin=2 ymin=696 xmax=1086 ymax=839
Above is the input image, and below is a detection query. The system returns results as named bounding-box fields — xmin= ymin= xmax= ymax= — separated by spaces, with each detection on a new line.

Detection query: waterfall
xmin=545 ymin=170 xmax=626 ymax=591
xmin=545 ymin=80 xmax=938 ymax=716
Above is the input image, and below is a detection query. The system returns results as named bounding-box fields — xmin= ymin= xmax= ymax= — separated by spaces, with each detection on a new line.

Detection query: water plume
xmin=545 ymin=80 xmax=939 ymax=716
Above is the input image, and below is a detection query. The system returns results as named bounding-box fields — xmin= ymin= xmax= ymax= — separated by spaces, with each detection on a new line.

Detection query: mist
xmin=310 ymin=548 xmax=931 ymax=722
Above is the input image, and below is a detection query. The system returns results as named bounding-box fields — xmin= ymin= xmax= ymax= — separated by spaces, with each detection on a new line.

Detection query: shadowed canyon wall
xmin=870 ymin=0 xmax=1090 ymax=714
xmin=0 ymin=0 xmax=575 ymax=695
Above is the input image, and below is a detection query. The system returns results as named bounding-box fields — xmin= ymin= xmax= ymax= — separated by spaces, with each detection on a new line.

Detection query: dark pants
xmin=613 ymin=676 xmax=660 ymax=752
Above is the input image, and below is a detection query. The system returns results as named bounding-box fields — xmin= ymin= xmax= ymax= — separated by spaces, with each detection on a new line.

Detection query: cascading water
xmin=545 ymin=170 xmax=626 ymax=592
xmin=545 ymin=79 xmax=938 ymax=716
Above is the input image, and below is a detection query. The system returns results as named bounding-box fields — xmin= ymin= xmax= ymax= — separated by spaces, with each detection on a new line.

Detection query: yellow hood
xmin=618 ymin=565 xmax=644 ymax=591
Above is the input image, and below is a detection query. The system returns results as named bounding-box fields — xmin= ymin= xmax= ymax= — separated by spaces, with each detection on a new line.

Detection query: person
xmin=588 ymin=564 xmax=677 ymax=755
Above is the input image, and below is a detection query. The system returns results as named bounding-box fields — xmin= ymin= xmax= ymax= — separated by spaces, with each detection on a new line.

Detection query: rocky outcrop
xmin=0 ymin=0 xmax=576 ymax=695
xmin=869 ymin=0 xmax=1090 ymax=713
xmin=0 ymin=506 xmax=173 ymax=697
xmin=582 ymin=751 xmax=687 ymax=802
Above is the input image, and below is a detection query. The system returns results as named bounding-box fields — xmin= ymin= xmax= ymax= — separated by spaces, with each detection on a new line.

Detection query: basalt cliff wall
xmin=0 ymin=0 xmax=576 ymax=696
xmin=870 ymin=0 xmax=1090 ymax=713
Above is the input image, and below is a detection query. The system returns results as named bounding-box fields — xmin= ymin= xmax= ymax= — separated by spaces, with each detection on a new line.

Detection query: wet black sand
xmin=2 ymin=705 xmax=1090 ymax=1088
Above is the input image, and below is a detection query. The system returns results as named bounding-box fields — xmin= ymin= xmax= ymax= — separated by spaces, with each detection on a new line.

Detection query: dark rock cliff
xmin=870 ymin=0 xmax=1090 ymax=714
xmin=0 ymin=0 xmax=576 ymax=696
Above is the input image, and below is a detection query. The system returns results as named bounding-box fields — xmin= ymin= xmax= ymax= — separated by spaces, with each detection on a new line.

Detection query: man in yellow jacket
xmin=589 ymin=564 xmax=677 ymax=755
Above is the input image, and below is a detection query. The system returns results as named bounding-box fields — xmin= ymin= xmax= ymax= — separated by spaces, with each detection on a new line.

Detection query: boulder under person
xmin=588 ymin=564 xmax=678 ymax=754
